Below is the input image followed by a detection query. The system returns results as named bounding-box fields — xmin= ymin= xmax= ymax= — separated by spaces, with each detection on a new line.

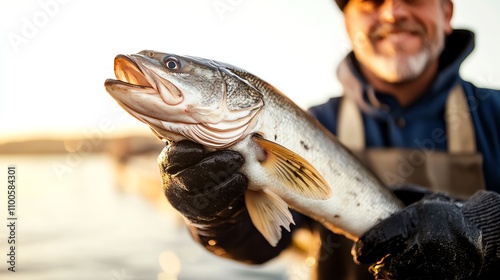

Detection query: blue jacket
xmin=309 ymin=29 xmax=500 ymax=192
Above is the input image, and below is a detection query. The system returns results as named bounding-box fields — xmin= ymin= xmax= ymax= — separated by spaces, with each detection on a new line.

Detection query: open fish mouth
xmin=105 ymin=54 xmax=157 ymax=93
xmin=112 ymin=54 xmax=152 ymax=89
xmin=105 ymin=53 xmax=183 ymax=106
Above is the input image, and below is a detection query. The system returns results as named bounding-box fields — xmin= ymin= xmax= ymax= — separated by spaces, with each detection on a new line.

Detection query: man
xmin=162 ymin=0 xmax=500 ymax=279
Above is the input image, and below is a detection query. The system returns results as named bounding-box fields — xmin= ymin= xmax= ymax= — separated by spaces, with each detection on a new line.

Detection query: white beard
xmin=366 ymin=49 xmax=432 ymax=83
xmin=354 ymin=34 xmax=445 ymax=83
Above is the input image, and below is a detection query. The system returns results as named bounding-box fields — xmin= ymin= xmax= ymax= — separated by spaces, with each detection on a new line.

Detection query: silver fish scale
xmin=179 ymin=67 xmax=225 ymax=108
xmin=235 ymin=70 xmax=299 ymax=117
xmin=221 ymin=71 xmax=263 ymax=110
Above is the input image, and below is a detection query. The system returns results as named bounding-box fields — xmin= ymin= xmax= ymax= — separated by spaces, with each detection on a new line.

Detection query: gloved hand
xmin=159 ymin=140 xmax=293 ymax=264
xmin=353 ymin=191 xmax=500 ymax=280
xmin=159 ymin=140 xmax=248 ymax=225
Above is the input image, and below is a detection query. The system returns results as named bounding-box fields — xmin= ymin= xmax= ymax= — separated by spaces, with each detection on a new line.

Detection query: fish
xmin=104 ymin=50 xmax=404 ymax=246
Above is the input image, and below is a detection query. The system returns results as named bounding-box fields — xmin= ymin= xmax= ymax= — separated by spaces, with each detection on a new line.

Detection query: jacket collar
xmin=338 ymin=29 xmax=475 ymax=118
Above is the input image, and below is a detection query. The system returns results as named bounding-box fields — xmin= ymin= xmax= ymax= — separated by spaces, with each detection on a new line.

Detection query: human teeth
xmin=387 ymin=33 xmax=407 ymax=39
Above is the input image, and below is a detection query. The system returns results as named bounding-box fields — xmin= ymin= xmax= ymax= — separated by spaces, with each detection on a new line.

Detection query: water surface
xmin=0 ymin=154 xmax=308 ymax=280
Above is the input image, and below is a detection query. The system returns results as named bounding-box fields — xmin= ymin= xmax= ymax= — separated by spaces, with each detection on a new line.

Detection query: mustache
xmin=370 ymin=22 xmax=425 ymax=39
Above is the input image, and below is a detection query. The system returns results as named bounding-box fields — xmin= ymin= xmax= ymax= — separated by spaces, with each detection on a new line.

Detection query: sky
xmin=1 ymin=0 xmax=500 ymax=141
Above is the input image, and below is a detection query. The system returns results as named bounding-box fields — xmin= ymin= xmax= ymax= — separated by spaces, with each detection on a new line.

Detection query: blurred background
xmin=1 ymin=0 xmax=499 ymax=279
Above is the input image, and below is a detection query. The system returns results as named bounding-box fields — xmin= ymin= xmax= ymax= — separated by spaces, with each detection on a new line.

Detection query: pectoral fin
xmin=253 ymin=136 xmax=331 ymax=200
xmin=245 ymin=189 xmax=294 ymax=247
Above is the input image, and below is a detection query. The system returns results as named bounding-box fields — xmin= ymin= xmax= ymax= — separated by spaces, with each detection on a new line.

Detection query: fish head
xmin=105 ymin=50 xmax=264 ymax=148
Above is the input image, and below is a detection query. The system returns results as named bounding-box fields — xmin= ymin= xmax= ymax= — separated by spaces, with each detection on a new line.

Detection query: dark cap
xmin=335 ymin=0 xmax=349 ymax=10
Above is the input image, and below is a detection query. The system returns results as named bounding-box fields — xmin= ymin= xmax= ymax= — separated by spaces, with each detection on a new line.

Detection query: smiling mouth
xmin=376 ymin=30 xmax=419 ymax=40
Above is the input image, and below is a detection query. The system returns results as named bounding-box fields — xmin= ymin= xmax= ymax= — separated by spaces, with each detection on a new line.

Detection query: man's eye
xmin=361 ymin=0 xmax=385 ymax=7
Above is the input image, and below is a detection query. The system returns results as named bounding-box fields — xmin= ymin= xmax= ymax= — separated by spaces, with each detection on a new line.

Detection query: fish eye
xmin=164 ymin=57 xmax=180 ymax=70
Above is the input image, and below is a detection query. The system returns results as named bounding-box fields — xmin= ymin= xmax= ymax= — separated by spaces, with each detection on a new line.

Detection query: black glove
xmin=353 ymin=190 xmax=500 ymax=280
xmin=159 ymin=140 xmax=248 ymax=226
xmin=159 ymin=140 xmax=293 ymax=263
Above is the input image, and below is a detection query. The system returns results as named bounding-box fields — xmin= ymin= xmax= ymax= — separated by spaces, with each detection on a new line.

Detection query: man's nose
xmin=379 ymin=0 xmax=410 ymax=23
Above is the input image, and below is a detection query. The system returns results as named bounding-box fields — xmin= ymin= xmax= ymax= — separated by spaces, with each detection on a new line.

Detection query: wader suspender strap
xmin=338 ymin=84 xmax=476 ymax=153
xmin=337 ymin=92 xmax=364 ymax=150
xmin=445 ymin=85 xmax=476 ymax=153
